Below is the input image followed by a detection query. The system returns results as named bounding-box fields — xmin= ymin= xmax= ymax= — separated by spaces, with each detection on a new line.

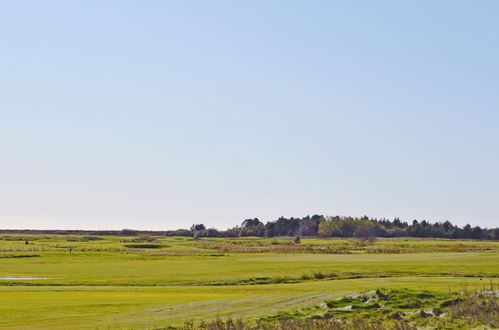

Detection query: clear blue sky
xmin=1 ymin=1 xmax=498 ymax=230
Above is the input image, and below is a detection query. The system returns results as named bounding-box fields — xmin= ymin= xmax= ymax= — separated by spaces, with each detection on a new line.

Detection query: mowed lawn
xmin=0 ymin=277 xmax=492 ymax=329
xmin=0 ymin=252 xmax=497 ymax=285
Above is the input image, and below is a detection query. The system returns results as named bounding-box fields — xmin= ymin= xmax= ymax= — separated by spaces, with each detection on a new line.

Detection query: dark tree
xmin=190 ymin=224 xmax=206 ymax=232
xmin=241 ymin=218 xmax=261 ymax=229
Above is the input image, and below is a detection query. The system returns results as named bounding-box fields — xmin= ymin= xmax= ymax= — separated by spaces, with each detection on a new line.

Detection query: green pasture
xmin=0 ymin=277 xmax=492 ymax=329
xmin=0 ymin=235 xmax=497 ymax=328
xmin=0 ymin=252 xmax=497 ymax=286
xmin=1 ymin=235 xmax=498 ymax=254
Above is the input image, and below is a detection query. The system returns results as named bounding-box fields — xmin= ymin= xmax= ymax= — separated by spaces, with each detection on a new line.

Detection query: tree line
xmin=1 ymin=216 xmax=496 ymax=240
xmin=172 ymin=215 xmax=498 ymax=240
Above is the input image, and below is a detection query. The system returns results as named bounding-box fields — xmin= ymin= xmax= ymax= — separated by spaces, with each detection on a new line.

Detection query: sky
xmin=1 ymin=1 xmax=498 ymax=230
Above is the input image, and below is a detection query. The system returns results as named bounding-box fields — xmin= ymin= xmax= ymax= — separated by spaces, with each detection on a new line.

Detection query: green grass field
xmin=0 ymin=235 xmax=497 ymax=329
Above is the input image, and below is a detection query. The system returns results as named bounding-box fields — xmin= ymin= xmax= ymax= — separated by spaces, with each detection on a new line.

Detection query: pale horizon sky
xmin=1 ymin=1 xmax=498 ymax=230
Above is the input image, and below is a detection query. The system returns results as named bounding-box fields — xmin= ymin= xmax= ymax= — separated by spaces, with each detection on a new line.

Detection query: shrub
xmin=124 ymin=244 xmax=163 ymax=249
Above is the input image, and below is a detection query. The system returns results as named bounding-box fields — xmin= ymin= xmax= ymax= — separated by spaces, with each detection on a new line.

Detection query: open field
xmin=0 ymin=235 xmax=497 ymax=329
xmin=0 ymin=277 xmax=493 ymax=329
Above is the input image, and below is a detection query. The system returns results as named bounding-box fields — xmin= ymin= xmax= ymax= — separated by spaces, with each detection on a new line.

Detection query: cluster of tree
xmin=180 ymin=215 xmax=498 ymax=240
xmin=2 ymin=216 xmax=496 ymax=240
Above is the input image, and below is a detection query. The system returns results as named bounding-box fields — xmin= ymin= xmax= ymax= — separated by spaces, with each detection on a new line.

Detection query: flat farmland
xmin=0 ymin=235 xmax=497 ymax=329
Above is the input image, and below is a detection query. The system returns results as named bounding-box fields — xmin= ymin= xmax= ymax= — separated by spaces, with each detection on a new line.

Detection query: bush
xmin=124 ymin=244 xmax=163 ymax=249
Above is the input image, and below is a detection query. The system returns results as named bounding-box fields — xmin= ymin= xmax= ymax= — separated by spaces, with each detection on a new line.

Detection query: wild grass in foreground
xmin=182 ymin=286 xmax=498 ymax=329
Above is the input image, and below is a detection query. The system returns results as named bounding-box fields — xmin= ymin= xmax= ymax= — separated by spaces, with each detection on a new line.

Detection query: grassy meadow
xmin=0 ymin=234 xmax=497 ymax=329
